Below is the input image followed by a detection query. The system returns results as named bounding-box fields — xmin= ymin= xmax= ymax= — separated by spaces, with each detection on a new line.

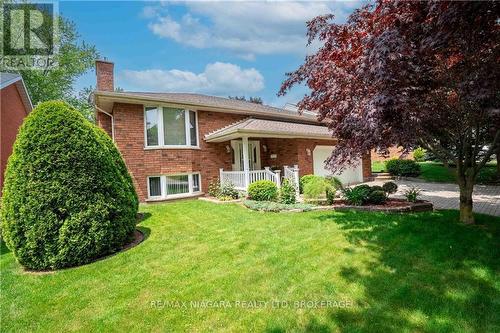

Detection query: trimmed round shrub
xmin=382 ymin=181 xmax=398 ymax=194
xmin=369 ymin=185 xmax=384 ymax=193
xmin=385 ymin=159 xmax=421 ymax=177
xmin=1 ymin=101 xmax=139 ymax=270
xmin=368 ymin=190 xmax=387 ymax=204
xmin=248 ymin=180 xmax=278 ymax=201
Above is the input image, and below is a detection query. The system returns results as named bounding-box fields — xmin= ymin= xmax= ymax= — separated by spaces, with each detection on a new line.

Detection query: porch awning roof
xmin=204 ymin=118 xmax=333 ymax=142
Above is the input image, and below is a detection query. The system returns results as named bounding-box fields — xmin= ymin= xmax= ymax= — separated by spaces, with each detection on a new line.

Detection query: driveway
xmin=364 ymin=180 xmax=500 ymax=217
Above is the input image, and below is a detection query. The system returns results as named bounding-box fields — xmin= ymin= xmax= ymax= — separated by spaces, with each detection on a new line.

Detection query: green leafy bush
xmin=369 ymin=185 xmax=384 ymax=193
xmin=1 ymin=101 xmax=138 ymax=270
xmin=326 ymin=186 xmax=336 ymax=205
xmin=219 ymin=181 xmax=239 ymax=199
xmin=404 ymin=186 xmax=422 ymax=202
xmin=385 ymin=159 xmax=421 ymax=177
xmin=325 ymin=176 xmax=343 ymax=190
xmin=413 ymin=147 xmax=426 ymax=162
xmin=243 ymin=200 xmax=314 ymax=212
xmin=279 ymin=178 xmax=296 ymax=204
xmin=248 ymin=180 xmax=278 ymax=201
xmin=303 ymin=177 xmax=327 ymax=200
xmin=342 ymin=185 xmax=371 ymax=206
xmin=299 ymin=174 xmax=321 ymax=194
xmin=382 ymin=181 xmax=398 ymax=194
xmin=368 ymin=190 xmax=387 ymax=204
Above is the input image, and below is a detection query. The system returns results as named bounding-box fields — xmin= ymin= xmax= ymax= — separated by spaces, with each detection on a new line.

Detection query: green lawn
xmin=2 ymin=200 xmax=499 ymax=332
xmin=372 ymin=161 xmax=498 ymax=184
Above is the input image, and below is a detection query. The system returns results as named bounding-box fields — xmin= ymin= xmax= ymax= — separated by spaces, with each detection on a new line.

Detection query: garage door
xmin=313 ymin=146 xmax=363 ymax=185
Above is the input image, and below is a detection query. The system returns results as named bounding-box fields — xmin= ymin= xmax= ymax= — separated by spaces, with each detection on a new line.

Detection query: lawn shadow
xmin=314 ymin=210 xmax=500 ymax=332
xmin=1 ymin=238 xmax=11 ymax=256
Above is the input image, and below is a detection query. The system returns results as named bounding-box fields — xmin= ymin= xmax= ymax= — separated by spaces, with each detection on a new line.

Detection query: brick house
xmin=93 ymin=60 xmax=371 ymax=202
xmin=0 ymin=73 xmax=32 ymax=195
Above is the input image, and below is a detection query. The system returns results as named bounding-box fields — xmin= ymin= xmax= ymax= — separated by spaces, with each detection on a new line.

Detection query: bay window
xmin=144 ymin=106 xmax=198 ymax=148
xmin=147 ymin=173 xmax=201 ymax=199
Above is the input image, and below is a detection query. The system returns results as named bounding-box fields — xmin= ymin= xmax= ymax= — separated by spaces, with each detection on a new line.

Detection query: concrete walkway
xmin=364 ymin=180 xmax=500 ymax=217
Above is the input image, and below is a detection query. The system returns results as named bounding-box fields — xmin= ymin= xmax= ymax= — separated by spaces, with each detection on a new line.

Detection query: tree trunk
xmin=496 ymin=148 xmax=500 ymax=176
xmin=458 ymin=177 xmax=475 ymax=224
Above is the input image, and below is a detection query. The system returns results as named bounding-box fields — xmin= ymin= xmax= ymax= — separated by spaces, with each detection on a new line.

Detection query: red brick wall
xmin=97 ymin=112 xmax=112 ymax=137
xmin=111 ymin=103 xmax=246 ymax=201
xmin=96 ymin=60 xmax=114 ymax=91
xmin=362 ymin=152 xmax=372 ymax=180
xmin=1 ymin=84 xmax=29 ymax=194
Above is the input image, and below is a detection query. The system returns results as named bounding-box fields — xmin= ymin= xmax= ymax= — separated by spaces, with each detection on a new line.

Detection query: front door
xmin=231 ymin=140 xmax=261 ymax=171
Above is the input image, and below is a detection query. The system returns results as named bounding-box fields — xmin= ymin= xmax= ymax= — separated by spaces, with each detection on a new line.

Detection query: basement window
xmin=147 ymin=173 xmax=201 ymax=199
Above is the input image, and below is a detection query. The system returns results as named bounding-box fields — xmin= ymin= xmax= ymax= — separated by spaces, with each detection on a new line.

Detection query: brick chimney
xmin=95 ymin=59 xmax=114 ymax=91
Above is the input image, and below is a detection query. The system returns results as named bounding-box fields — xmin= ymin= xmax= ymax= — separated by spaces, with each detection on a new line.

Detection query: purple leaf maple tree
xmin=280 ymin=0 xmax=499 ymax=224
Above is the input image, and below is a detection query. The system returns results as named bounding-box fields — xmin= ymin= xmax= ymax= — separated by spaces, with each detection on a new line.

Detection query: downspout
xmin=94 ymin=105 xmax=115 ymax=142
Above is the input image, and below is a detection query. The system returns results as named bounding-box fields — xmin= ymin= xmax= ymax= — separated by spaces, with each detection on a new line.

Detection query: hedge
xmin=1 ymin=101 xmax=139 ymax=270
xmin=385 ymin=159 xmax=421 ymax=177
xmin=248 ymin=180 xmax=278 ymax=201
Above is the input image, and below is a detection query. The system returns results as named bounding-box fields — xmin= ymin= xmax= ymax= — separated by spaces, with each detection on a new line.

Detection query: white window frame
xmin=144 ymin=106 xmax=199 ymax=149
xmin=147 ymin=173 xmax=202 ymax=200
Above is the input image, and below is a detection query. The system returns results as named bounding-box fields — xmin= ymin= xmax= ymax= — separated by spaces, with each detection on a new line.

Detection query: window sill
xmin=144 ymin=146 xmax=201 ymax=151
xmin=145 ymin=192 xmax=204 ymax=202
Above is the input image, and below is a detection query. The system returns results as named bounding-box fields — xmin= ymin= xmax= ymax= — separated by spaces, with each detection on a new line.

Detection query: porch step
xmin=372 ymin=173 xmax=394 ymax=181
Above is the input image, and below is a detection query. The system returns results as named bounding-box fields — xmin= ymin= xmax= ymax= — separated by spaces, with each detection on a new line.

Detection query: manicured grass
xmin=372 ymin=160 xmax=386 ymax=173
xmin=372 ymin=161 xmax=498 ymax=184
xmin=2 ymin=200 xmax=499 ymax=332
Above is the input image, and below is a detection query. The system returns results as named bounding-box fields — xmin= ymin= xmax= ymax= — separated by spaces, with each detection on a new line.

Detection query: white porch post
xmin=242 ymin=136 xmax=250 ymax=189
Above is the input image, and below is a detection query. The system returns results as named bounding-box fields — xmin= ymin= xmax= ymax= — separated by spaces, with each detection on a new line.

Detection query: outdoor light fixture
xmin=306 ymin=148 xmax=311 ymax=156
xmin=225 ymin=145 xmax=231 ymax=153
xmin=262 ymin=145 xmax=268 ymax=152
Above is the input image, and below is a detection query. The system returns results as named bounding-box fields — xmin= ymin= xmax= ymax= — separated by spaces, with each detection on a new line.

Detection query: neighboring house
xmin=0 ymin=73 xmax=32 ymax=195
xmin=93 ymin=60 xmax=371 ymax=202
xmin=371 ymin=147 xmax=414 ymax=162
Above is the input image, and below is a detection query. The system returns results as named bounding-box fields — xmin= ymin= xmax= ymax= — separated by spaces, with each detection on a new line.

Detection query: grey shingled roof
xmin=205 ymin=118 xmax=332 ymax=142
xmin=0 ymin=72 xmax=21 ymax=88
xmin=94 ymin=91 xmax=318 ymax=121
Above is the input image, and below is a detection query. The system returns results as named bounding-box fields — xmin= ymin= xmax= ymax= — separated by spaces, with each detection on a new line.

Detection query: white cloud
xmin=145 ymin=1 xmax=359 ymax=59
xmin=119 ymin=62 xmax=264 ymax=96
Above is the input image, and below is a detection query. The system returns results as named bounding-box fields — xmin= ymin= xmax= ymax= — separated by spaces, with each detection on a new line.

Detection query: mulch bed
xmin=326 ymin=198 xmax=433 ymax=213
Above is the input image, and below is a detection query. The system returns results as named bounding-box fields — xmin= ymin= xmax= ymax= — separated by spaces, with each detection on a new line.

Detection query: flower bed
xmin=243 ymin=200 xmax=314 ymax=212
xmin=329 ymin=198 xmax=433 ymax=213
xmin=199 ymin=196 xmax=242 ymax=204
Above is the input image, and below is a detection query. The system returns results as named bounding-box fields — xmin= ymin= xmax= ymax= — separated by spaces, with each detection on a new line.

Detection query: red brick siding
xmin=362 ymin=152 xmax=372 ymax=180
xmin=95 ymin=61 xmax=114 ymax=91
xmin=97 ymin=112 xmax=112 ymax=137
xmin=1 ymin=84 xmax=28 ymax=194
xmin=111 ymin=102 xmax=246 ymax=201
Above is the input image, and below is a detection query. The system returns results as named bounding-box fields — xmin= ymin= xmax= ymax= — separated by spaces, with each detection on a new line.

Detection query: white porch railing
xmin=284 ymin=165 xmax=300 ymax=200
xmin=220 ymin=167 xmax=281 ymax=191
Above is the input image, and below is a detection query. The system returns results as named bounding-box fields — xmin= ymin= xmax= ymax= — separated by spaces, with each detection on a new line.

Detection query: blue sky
xmin=61 ymin=1 xmax=359 ymax=107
